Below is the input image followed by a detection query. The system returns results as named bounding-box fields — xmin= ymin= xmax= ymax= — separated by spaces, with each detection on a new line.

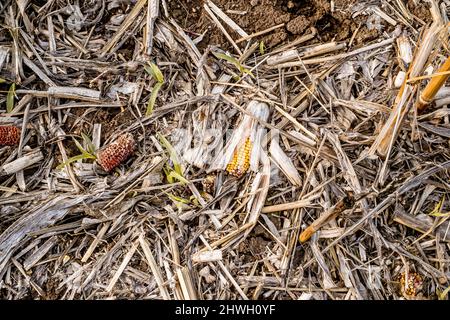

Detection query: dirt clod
xmin=286 ymin=15 xmax=310 ymax=35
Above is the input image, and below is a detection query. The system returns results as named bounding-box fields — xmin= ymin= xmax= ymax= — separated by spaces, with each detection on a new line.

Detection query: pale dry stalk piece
xmin=176 ymin=267 xmax=198 ymax=300
xmin=273 ymin=38 xmax=395 ymax=68
xmin=267 ymin=42 xmax=346 ymax=66
xmin=144 ymin=0 xmax=159 ymax=56
xmin=241 ymin=149 xmax=271 ymax=241
xmin=236 ymin=23 xmax=285 ymax=44
xmin=96 ymin=133 xmax=136 ymax=172
xmin=1 ymin=149 xmax=44 ymax=176
xmin=101 ymin=0 xmax=148 ymax=54
xmin=138 ymin=235 xmax=171 ymax=300
xmin=206 ymin=0 xmax=248 ymax=38
xmin=203 ymin=2 xmax=242 ymax=55
xmin=269 ymin=138 xmax=302 ymax=186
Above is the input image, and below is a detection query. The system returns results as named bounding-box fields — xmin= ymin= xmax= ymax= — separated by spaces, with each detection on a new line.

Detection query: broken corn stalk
xmin=0 ymin=126 xmax=20 ymax=146
xmin=368 ymin=16 xmax=444 ymax=158
xmin=299 ymin=196 xmax=354 ymax=243
xmin=209 ymin=100 xmax=270 ymax=178
xmin=96 ymin=133 xmax=135 ymax=172
xmin=416 ymin=56 xmax=450 ymax=113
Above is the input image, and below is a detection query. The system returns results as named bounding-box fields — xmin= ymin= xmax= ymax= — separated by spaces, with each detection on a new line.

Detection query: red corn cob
xmin=96 ymin=133 xmax=135 ymax=172
xmin=0 ymin=126 xmax=21 ymax=146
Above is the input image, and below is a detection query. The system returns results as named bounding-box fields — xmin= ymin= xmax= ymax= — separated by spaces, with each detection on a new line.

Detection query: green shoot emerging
xmin=213 ymin=52 xmax=255 ymax=78
xmin=57 ymin=135 xmax=97 ymax=169
xmin=259 ymin=41 xmax=265 ymax=55
xmin=145 ymin=62 xmax=164 ymax=116
xmin=6 ymin=83 xmax=15 ymax=113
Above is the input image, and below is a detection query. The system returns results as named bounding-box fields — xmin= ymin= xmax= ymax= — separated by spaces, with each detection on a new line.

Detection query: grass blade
xmin=6 ymin=83 xmax=15 ymax=113
xmin=81 ymin=133 xmax=96 ymax=154
xmin=145 ymin=62 xmax=164 ymax=83
xmin=146 ymin=82 xmax=162 ymax=116
xmin=158 ymin=134 xmax=183 ymax=176
xmin=57 ymin=153 xmax=96 ymax=170
xmin=259 ymin=41 xmax=265 ymax=55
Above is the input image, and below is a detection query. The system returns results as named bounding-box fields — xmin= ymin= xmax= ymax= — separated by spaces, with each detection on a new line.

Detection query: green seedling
xmin=213 ymin=52 xmax=255 ymax=78
xmin=6 ymin=83 xmax=15 ymax=113
xmin=57 ymin=134 xmax=97 ymax=169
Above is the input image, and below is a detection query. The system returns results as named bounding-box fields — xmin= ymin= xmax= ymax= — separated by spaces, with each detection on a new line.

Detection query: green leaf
xmin=167 ymin=170 xmax=190 ymax=185
xmin=167 ymin=193 xmax=190 ymax=204
xmin=259 ymin=41 xmax=265 ymax=55
xmin=163 ymin=191 xmax=191 ymax=210
xmin=438 ymin=285 xmax=450 ymax=300
xmin=0 ymin=78 xmax=6 ymax=84
xmin=145 ymin=62 xmax=164 ymax=83
xmin=81 ymin=133 xmax=96 ymax=154
xmin=145 ymin=82 xmax=162 ymax=116
xmin=429 ymin=212 xmax=450 ymax=217
xmin=213 ymin=52 xmax=240 ymax=66
xmin=158 ymin=134 xmax=183 ymax=176
xmin=241 ymin=67 xmax=255 ymax=79
xmin=429 ymin=196 xmax=446 ymax=217
xmin=57 ymin=136 xmax=96 ymax=169
xmin=6 ymin=83 xmax=15 ymax=113
xmin=163 ymin=166 xmax=173 ymax=184
xmin=73 ymin=138 xmax=89 ymax=155
xmin=213 ymin=51 xmax=255 ymax=78
xmin=57 ymin=153 xmax=96 ymax=170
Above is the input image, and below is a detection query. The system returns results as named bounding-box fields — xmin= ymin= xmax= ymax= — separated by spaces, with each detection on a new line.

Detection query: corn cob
xmin=96 ymin=133 xmax=135 ymax=172
xmin=209 ymin=100 xmax=269 ymax=177
xmin=226 ymin=137 xmax=253 ymax=178
xmin=0 ymin=126 xmax=21 ymax=146
xmin=400 ymin=272 xmax=423 ymax=298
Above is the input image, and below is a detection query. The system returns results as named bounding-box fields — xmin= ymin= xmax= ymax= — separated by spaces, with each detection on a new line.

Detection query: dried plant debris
xmin=0 ymin=0 xmax=449 ymax=300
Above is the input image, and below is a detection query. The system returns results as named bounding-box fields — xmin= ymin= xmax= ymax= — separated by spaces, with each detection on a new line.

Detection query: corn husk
xmin=209 ymin=100 xmax=270 ymax=175
xmin=269 ymin=138 xmax=302 ymax=186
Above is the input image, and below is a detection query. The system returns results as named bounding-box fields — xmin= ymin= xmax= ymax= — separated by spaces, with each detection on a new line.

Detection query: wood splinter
xmin=299 ymin=195 xmax=354 ymax=243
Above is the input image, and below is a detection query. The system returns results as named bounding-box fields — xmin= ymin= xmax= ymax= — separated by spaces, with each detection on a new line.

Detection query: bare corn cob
xmin=0 ymin=126 xmax=21 ymax=146
xmin=96 ymin=133 xmax=135 ymax=172
xmin=226 ymin=137 xmax=253 ymax=178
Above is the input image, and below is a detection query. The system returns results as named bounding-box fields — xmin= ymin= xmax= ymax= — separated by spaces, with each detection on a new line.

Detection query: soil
xmin=167 ymin=0 xmax=394 ymax=50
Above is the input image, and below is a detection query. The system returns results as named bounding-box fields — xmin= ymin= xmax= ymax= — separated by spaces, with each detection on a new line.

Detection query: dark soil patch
xmin=167 ymin=0 xmax=390 ymax=50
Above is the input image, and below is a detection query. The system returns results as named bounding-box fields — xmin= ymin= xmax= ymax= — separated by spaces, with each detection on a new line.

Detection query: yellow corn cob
xmin=226 ymin=137 xmax=253 ymax=178
xmin=400 ymin=272 xmax=423 ymax=298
